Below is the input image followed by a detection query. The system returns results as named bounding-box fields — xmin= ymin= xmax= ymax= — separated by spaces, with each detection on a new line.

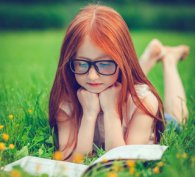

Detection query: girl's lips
xmin=87 ymin=83 xmax=103 ymax=87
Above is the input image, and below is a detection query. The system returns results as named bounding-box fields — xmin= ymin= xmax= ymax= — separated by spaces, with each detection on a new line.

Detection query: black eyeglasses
xmin=69 ymin=59 xmax=118 ymax=76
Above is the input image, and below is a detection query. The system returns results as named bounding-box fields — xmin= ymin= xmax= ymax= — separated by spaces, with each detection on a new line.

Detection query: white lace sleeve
xmin=126 ymin=84 xmax=153 ymax=122
xmin=134 ymin=84 xmax=152 ymax=99
xmin=59 ymin=101 xmax=72 ymax=117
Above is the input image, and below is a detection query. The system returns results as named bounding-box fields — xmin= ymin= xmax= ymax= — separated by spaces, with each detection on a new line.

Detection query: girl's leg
xmin=139 ymin=40 xmax=189 ymax=123
xmin=139 ymin=39 xmax=165 ymax=75
xmin=162 ymin=46 xmax=189 ymax=123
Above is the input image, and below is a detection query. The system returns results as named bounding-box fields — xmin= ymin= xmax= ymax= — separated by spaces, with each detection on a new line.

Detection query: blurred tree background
xmin=0 ymin=0 xmax=195 ymax=31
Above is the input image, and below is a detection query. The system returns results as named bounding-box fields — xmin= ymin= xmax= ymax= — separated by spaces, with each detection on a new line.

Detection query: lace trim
xmin=134 ymin=84 xmax=151 ymax=98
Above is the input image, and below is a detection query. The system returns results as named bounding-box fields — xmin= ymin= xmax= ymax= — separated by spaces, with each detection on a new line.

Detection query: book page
xmin=4 ymin=145 xmax=168 ymax=176
xmin=4 ymin=156 xmax=88 ymax=177
xmin=93 ymin=145 xmax=168 ymax=164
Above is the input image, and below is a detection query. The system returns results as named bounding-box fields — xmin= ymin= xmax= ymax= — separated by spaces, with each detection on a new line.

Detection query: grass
xmin=0 ymin=30 xmax=195 ymax=176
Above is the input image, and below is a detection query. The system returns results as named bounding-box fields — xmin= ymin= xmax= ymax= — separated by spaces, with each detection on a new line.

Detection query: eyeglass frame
xmin=69 ymin=59 xmax=118 ymax=76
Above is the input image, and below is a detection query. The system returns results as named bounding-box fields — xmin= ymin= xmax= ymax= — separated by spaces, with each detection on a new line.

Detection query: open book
xmin=4 ymin=145 xmax=168 ymax=177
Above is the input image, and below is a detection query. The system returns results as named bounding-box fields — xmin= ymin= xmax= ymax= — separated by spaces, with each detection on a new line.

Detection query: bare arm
xmin=103 ymin=92 xmax=158 ymax=150
xmin=104 ymin=111 xmax=125 ymax=151
xmin=125 ymin=93 xmax=157 ymax=144
xmin=57 ymin=109 xmax=97 ymax=162
xmin=57 ymin=87 xmax=101 ymax=161
xmin=74 ymin=113 xmax=96 ymax=155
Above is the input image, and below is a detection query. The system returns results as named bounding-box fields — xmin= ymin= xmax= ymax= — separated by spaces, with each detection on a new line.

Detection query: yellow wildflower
xmin=157 ymin=161 xmax=164 ymax=167
xmin=0 ymin=142 xmax=6 ymax=151
xmin=112 ymin=162 xmax=122 ymax=172
xmin=107 ymin=172 xmax=117 ymax=177
xmin=53 ymin=151 xmax=63 ymax=161
xmin=129 ymin=167 xmax=135 ymax=175
xmin=28 ymin=109 xmax=33 ymax=114
xmin=9 ymin=144 xmax=15 ymax=149
xmin=2 ymin=133 xmax=9 ymax=141
xmin=182 ymin=152 xmax=188 ymax=159
xmin=10 ymin=169 xmax=21 ymax=177
xmin=153 ymin=166 xmax=160 ymax=174
xmin=191 ymin=156 xmax=195 ymax=164
xmin=8 ymin=114 xmax=14 ymax=120
xmin=176 ymin=153 xmax=180 ymax=158
xmin=0 ymin=125 xmax=4 ymax=130
xmin=102 ymin=158 xmax=109 ymax=163
xmin=72 ymin=153 xmax=84 ymax=163
xmin=126 ymin=160 xmax=135 ymax=167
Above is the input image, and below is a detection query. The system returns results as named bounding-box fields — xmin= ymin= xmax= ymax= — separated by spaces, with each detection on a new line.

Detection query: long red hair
xmin=49 ymin=4 xmax=165 ymax=155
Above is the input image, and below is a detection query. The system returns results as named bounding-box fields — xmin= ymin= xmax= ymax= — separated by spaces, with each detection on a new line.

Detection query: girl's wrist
xmin=104 ymin=111 xmax=120 ymax=123
xmin=104 ymin=110 xmax=120 ymax=120
xmin=82 ymin=113 xmax=98 ymax=123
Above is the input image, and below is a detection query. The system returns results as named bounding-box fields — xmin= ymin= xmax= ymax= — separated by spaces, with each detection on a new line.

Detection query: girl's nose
xmin=87 ymin=66 xmax=100 ymax=80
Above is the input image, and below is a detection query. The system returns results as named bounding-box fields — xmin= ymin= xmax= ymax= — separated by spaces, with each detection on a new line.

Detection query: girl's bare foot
xmin=140 ymin=39 xmax=165 ymax=75
xmin=141 ymin=39 xmax=165 ymax=63
xmin=162 ymin=45 xmax=190 ymax=65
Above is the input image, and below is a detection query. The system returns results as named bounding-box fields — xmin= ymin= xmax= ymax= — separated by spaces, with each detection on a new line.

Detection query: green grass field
xmin=0 ymin=30 xmax=195 ymax=176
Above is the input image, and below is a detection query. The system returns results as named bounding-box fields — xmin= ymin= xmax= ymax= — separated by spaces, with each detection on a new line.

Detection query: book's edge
xmin=4 ymin=156 xmax=88 ymax=177
xmin=4 ymin=156 xmax=31 ymax=171
xmin=4 ymin=156 xmax=88 ymax=171
xmin=92 ymin=145 xmax=168 ymax=164
xmin=102 ymin=145 xmax=168 ymax=154
xmin=82 ymin=158 xmax=157 ymax=177
xmin=3 ymin=145 xmax=168 ymax=177
xmin=82 ymin=145 xmax=168 ymax=176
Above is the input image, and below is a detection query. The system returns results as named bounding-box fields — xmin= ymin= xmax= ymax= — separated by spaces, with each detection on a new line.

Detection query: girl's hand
xmin=99 ymin=82 xmax=121 ymax=114
xmin=77 ymin=88 xmax=100 ymax=120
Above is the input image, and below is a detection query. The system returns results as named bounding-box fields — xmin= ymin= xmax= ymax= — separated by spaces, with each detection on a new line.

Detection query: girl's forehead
xmin=76 ymin=54 xmax=112 ymax=61
xmin=76 ymin=36 xmax=111 ymax=61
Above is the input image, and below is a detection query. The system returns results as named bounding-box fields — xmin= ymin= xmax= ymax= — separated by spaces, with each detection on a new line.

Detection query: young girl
xmin=49 ymin=4 xmax=189 ymax=161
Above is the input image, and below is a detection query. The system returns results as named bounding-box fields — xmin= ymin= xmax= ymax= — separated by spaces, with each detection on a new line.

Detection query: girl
xmin=49 ymin=4 xmax=189 ymax=161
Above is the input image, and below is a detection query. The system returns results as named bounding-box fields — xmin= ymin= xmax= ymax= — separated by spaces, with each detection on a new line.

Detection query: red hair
xmin=49 ymin=4 xmax=165 ymax=156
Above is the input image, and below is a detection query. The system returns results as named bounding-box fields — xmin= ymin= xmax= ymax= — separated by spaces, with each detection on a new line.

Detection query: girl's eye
xmin=78 ymin=62 xmax=88 ymax=68
xmin=98 ymin=62 xmax=113 ymax=67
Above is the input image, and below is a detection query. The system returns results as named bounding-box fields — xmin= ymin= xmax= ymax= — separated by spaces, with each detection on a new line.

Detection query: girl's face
xmin=74 ymin=36 xmax=119 ymax=94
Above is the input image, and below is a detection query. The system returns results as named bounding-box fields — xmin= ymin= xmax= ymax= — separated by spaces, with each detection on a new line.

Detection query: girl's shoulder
xmin=134 ymin=84 xmax=152 ymax=99
xmin=126 ymin=84 xmax=153 ymax=104
xmin=122 ymin=84 xmax=158 ymax=134
xmin=124 ymin=84 xmax=158 ymax=119
xmin=58 ymin=100 xmax=73 ymax=118
xmin=133 ymin=84 xmax=158 ymax=109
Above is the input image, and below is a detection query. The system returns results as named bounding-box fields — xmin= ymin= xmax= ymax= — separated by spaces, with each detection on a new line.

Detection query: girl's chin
xmin=86 ymin=89 xmax=103 ymax=94
xmin=85 ymin=87 xmax=107 ymax=94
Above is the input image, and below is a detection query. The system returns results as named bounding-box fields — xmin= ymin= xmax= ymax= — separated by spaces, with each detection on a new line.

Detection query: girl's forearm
xmin=74 ymin=115 xmax=96 ymax=155
xmin=104 ymin=111 xmax=126 ymax=151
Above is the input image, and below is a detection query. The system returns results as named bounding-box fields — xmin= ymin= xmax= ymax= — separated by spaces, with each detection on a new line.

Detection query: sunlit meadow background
xmin=0 ymin=0 xmax=195 ymax=177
